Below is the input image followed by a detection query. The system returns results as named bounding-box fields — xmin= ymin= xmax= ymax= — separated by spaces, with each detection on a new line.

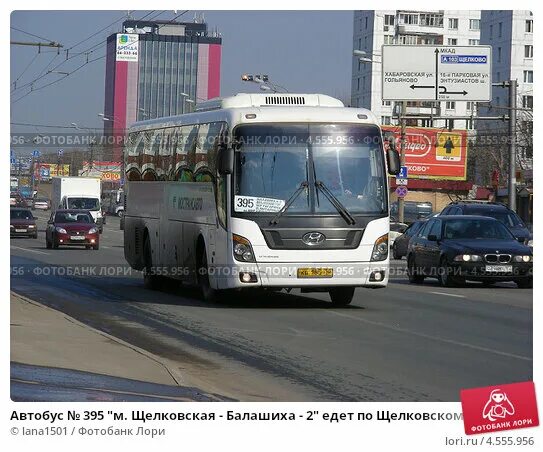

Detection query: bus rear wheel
xmin=143 ymin=236 xmax=160 ymax=290
xmin=329 ymin=287 xmax=355 ymax=306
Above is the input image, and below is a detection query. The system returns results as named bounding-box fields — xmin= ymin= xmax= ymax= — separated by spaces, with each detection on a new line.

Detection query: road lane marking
xmin=10 ymin=245 xmax=49 ymax=255
xmin=429 ymin=291 xmax=466 ymax=298
xmin=327 ymin=310 xmax=531 ymax=362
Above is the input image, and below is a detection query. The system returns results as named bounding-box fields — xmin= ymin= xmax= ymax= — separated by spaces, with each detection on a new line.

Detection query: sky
xmin=10 ymin=10 xmax=354 ymax=142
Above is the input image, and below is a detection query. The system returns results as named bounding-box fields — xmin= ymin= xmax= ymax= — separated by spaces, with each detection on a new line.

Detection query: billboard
xmin=381 ymin=126 xmax=468 ymax=180
xmin=79 ymin=161 xmax=122 ymax=182
xmin=116 ymin=33 xmax=138 ymax=62
xmin=34 ymin=163 xmax=70 ymax=180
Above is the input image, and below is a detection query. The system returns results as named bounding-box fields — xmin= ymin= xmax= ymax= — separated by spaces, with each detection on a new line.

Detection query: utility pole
xmin=398 ymin=101 xmax=407 ymax=224
xmin=508 ymin=79 xmax=517 ymax=211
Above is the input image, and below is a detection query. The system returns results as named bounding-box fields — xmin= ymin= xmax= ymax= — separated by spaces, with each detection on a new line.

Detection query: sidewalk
xmin=10 ymin=292 xmax=181 ymax=387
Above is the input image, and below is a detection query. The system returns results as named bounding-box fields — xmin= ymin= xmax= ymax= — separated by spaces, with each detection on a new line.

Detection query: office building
xmin=103 ymin=19 xmax=222 ymax=159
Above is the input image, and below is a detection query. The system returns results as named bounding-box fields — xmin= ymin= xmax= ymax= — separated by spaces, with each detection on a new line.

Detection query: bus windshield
xmin=233 ymin=124 xmax=387 ymax=216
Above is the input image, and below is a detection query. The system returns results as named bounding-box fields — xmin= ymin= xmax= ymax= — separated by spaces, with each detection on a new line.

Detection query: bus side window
xmin=175 ymin=124 xmax=197 ymax=181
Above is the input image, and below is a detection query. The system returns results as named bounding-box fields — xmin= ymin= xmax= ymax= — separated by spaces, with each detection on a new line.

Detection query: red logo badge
xmin=460 ymin=381 xmax=539 ymax=435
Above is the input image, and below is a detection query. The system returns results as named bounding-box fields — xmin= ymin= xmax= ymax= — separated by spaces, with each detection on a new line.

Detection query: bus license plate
xmin=297 ymin=268 xmax=333 ymax=278
xmin=485 ymin=265 xmax=512 ymax=273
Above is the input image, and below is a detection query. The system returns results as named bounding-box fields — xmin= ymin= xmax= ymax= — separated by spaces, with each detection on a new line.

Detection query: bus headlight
xmin=371 ymin=234 xmax=388 ymax=261
xmin=233 ymin=234 xmax=255 ymax=262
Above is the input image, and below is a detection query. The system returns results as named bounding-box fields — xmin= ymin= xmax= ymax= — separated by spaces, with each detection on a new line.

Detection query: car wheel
xmin=93 ymin=244 xmax=99 ymax=250
xmin=392 ymin=242 xmax=401 ymax=260
xmin=516 ymin=278 xmax=533 ymax=289
xmin=482 ymin=281 xmax=495 ymax=287
xmin=33 ymin=233 xmax=38 ymax=239
xmin=197 ymin=247 xmax=221 ymax=302
xmin=438 ymin=257 xmax=463 ymax=287
xmin=329 ymin=287 xmax=355 ymax=306
xmin=143 ymin=236 xmax=160 ymax=290
xmin=52 ymin=237 xmax=59 ymax=249
xmin=117 ymin=210 xmax=124 ymax=218
xmin=407 ymin=256 xmax=424 ymax=284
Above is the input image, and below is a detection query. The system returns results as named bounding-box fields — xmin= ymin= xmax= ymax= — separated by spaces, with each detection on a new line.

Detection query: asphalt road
xmin=10 ymin=211 xmax=533 ymax=401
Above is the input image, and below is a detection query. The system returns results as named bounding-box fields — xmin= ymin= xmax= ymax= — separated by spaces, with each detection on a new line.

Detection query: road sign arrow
xmin=439 ymin=86 xmax=468 ymax=95
xmin=410 ymin=84 xmax=435 ymax=90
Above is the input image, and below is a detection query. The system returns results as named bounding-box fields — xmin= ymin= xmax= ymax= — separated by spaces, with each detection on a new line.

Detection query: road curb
xmin=11 ymin=291 xmax=186 ymax=387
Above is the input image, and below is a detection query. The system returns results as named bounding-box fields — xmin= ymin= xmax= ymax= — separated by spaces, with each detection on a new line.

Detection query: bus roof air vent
xmin=194 ymin=93 xmax=344 ymax=111
xmin=264 ymin=96 xmax=306 ymax=106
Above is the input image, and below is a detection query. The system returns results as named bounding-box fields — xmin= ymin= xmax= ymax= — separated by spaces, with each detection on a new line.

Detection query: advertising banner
xmin=79 ymin=161 xmax=122 ymax=181
xmin=116 ymin=33 xmax=138 ymax=62
xmin=381 ymin=126 xmax=468 ymax=180
xmin=34 ymin=163 xmax=70 ymax=180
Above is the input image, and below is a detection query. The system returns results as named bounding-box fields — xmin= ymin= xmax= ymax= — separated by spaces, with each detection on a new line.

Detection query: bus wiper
xmin=315 ymin=181 xmax=356 ymax=225
xmin=269 ymin=182 xmax=309 ymax=225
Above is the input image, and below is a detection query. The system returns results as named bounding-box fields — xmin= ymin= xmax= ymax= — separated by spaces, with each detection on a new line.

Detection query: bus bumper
xmin=215 ymin=261 xmax=389 ymax=290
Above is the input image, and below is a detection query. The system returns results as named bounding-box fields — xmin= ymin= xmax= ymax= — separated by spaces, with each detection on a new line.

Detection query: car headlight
xmin=526 ymin=239 xmax=533 ymax=247
xmin=233 ymin=234 xmax=255 ymax=262
xmin=453 ymin=254 xmax=482 ymax=262
xmin=55 ymin=227 xmax=67 ymax=234
xmin=88 ymin=227 xmax=98 ymax=234
xmin=10 ymin=225 xmax=14 ymax=229
xmin=371 ymin=234 xmax=388 ymax=261
xmin=28 ymin=224 xmax=36 ymax=228
xmin=513 ymin=255 xmax=532 ymax=263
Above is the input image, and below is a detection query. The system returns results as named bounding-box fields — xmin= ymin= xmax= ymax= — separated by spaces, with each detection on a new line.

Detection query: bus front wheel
xmin=198 ymin=247 xmax=221 ymax=302
xmin=329 ymin=287 xmax=355 ymax=306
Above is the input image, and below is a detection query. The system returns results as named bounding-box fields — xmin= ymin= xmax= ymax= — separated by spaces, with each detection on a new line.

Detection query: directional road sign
xmin=396 ymin=186 xmax=408 ymax=198
xmin=382 ymin=45 xmax=492 ymax=101
xmin=397 ymin=166 xmax=408 ymax=179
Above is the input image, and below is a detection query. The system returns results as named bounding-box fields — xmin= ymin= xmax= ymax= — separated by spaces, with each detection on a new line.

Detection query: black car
xmin=391 ymin=219 xmax=427 ymax=259
xmin=440 ymin=201 xmax=532 ymax=245
xmin=406 ymin=215 xmax=532 ymax=288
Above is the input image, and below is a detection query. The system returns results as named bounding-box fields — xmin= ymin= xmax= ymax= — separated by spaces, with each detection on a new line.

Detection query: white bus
xmin=123 ymin=93 xmax=400 ymax=305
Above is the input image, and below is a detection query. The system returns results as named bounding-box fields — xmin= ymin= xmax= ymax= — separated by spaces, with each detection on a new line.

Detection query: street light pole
xmin=398 ymin=101 xmax=407 ymax=224
xmin=508 ymin=79 xmax=517 ymax=211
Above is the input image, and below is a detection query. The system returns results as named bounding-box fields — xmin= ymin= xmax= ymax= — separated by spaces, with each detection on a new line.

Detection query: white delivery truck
xmin=51 ymin=177 xmax=104 ymax=232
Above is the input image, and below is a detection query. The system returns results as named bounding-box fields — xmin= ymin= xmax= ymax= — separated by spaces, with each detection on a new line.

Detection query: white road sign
xmin=382 ymin=45 xmax=492 ymax=101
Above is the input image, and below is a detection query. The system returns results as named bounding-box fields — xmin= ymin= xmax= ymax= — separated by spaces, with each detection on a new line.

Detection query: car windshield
xmin=55 ymin=212 xmax=93 ymax=223
xmin=11 ymin=210 xmax=33 ymax=220
xmin=443 ymin=219 xmax=515 ymax=240
xmin=467 ymin=209 xmax=523 ymax=228
xmin=233 ymin=124 xmax=387 ymax=215
xmin=67 ymin=197 xmax=99 ymax=211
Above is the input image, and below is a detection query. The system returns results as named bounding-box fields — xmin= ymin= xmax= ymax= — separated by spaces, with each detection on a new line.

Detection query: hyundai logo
xmin=302 ymin=232 xmax=326 ymax=246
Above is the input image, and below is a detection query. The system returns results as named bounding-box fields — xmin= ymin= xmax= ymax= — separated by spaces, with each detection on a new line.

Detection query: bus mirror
xmin=383 ymin=131 xmax=396 ymax=152
xmin=387 ymin=149 xmax=400 ymax=176
xmin=219 ymin=148 xmax=235 ymax=175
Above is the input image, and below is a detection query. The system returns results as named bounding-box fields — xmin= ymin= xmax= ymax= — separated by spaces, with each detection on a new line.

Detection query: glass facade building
xmin=104 ymin=20 xmax=222 ymax=160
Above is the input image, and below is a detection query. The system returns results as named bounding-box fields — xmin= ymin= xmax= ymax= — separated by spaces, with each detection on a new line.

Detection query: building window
xmin=384 ymin=14 xmax=395 ymax=27
xmin=522 ymin=96 xmax=533 ymax=109
xmin=399 ymin=13 xmax=418 ymax=25
xmin=398 ymin=35 xmax=417 ymax=45
xmin=382 ymin=100 xmax=391 ymax=107
xmin=496 ymin=71 xmax=501 ymax=82
xmin=470 ymin=19 xmax=480 ymax=30
xmin=495 ymin=96 xmax=500 ymax=106
xmin=364 ymin=36 xmax=368 ymax=49
xmin=381 ymin=116 xmax=391 ymax=125
xmin=445 ymin=101 xmax=456 ymax=110
xmin=357 ymin=77 xmax=360 ymax=92
xmin=448 ymin=18 xmax=458 ymax=29
xmin=524 ymin=70 xmax=533 ymax=83
xmin=383 ymin=35 xmax=394 ymax=44
xmin=420 ymin=13 xmax=443 ymax=27
xmin=490 ymin=24 xmax=493 ymax=39
xmin=526 ymin=20 xmax=533 ymax=33
xmin=467 ymin=101 xmax=476 ymax=111
xmin=469 ymin=39 xmax=480 ymax=45
xmin=448 ymin=38 xmax=457 ymax=45
xmin=525 ymin=45 xmax=533 ymax=58
xmin=362 ymin=76 xmax=366 ymax=90
xmin=498 ymin=22 xmax=502 ymax=37
xmin=497 ymin=47 xmax=501 ymax=62
xmin=365 ymin=16 xmax=368 ymax=29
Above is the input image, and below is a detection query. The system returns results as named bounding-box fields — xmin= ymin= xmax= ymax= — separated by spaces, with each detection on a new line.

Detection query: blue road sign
xmin=396 ymin=186 xmax=408 ymax=198
xmin=58 ymin=149 xmax=64 ymax=156
xmin=10 ymin=158 xmax=16 ymax=165
xmin=32 ymin=149 xmax=41 ymax=158
xmin=397 ymin=166 xmax=408 ymax=179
